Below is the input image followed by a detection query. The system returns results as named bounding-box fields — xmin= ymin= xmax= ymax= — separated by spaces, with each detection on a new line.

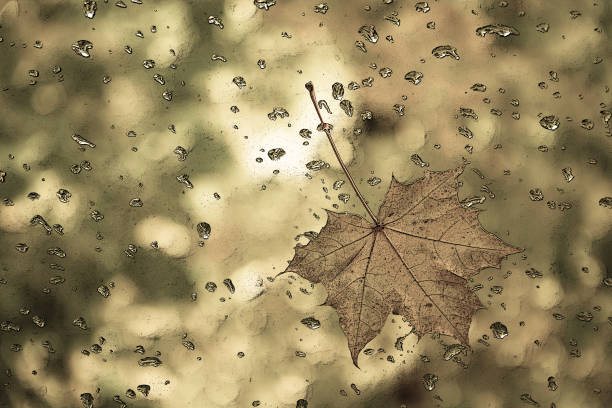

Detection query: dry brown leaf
xmin=284 ymin=166 xmax=521 ymax=366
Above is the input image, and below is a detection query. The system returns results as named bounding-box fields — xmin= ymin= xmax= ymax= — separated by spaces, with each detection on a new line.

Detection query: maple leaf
xmin=282 ymin=82 xmax=522 ymax=367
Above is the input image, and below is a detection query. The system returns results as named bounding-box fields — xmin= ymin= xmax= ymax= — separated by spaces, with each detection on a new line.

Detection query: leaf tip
xmin=509 ymin=245 xmax=525 ymax=255
xmin=454 ymin=165 xmax=467 ymax=179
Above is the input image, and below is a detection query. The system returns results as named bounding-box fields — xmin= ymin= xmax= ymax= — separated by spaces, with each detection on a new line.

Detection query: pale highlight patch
xmin=31 ymin=83 xmax=67 ymax=115
xmin=103 ymin=303 xmax=181 ymax=338
xmin=134 ymin=215 xmax=193 ymax=258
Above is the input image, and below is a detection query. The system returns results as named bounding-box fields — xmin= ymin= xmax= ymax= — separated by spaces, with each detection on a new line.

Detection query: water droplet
xmin=599 ymin=197 xmax=612 ymax=209
xmin=490 ymin=321 xmax=509 ymax=339
xmin=72 ymin=317 xmax=87 ymax=330
xmin=580 ymin=119 xmax=593 ymax=130
xmin=385 ymin=13 xmax=400 ymax=26
xmin=367 ymin=177 xmax=381 ymax=186
xmin=299 ymin=129 xmax=312 ymax=139
xmin=90 ymin=210 xmax=104 ymax=222
xmin=97 ymin=285 xmax=110 ymax=298
xmin=267 ymin=148 xmax=286 ymax=161
xmin=173 ymin=146 xmax=188 ymax=161
xmin=404 ymin=71 xmax=423 ymax=85
xmin=442 ymin=343 xmax=466 ymax=360
xmin=547 ymin=376 xmax=558 ymax=391
xmin=393 ymin=104 xmax=405 ymax=116
xmin=379 ymin=67 xmax=392 ymax=78
xmin=211 ymin=54 xmax=227 ymax=62
xmin=459 ymin=107 xmax=478 ymax=120
xmin=47 ymin=247 xmax=66 ymax=258
xmin=339 ymin=100 xmax=353 ymax=117
xmin=314 ymin=3 xmax=328 ymax=14
xmin=535 ymin=22 xmax=550 ymax=33
xmin=470 ymin=83 xmax=486 ymax=92
xmin=196 ymin=222 xmax=211 ymax=239
xmin=15 ymin=243 xmax=29 ymax=253
xmin=137 ymin=384 xmax=150 ymax=397
xmin=519 ymin=393 xmax=539 ymax=406
xmin=332 ymin=82 xmax=344 ymax=100
xmin=410 ymin=154 xmax=429 ymax=167
xmin=254 ymin=0 xmax=276 ymax=11
xmin=475 ymin=24 xmax=519 ymax=37
xmin=432 ymin=45 xmax=459 ymax=60
xmin=267 ymin=107 xmax=289 ymax=120
xmin=223 ymin=278 xmax=236 ymax=294
xmin=162 ymin=90 xmax=173 ymax=101
xmin=458 ymin=126 xmax=473 ymax=139
xmin=56 ymin=189 xmax=71 ymax=203
xmin=208 ymin=16 xmax=224 ymax=29
xmin=233 ymin=76 xmax=246 ymax=89
xmin=49 ymin=276 xmax=65 ymax=285
xmin=30 ymin=215 xmax=52 ymax=234
xmin=415 ymin=2 xmax=430 ymax=13
xmin=360 ymin=110 xmax=373 ymax=121
xmin=539 ymin=115 xmax=559 ymax=130
xmin=338 ymin=193 xmax=350 ymax=203
xmin=138 ymin=356 xmax=163 ymax=367
xmin=71 ymin=40 xmax=93 ymax=58
xmin=306 ymin=160 xmax=328 ymax=171
xmin=124 ymin=244 xmax=137 ymax=258
xmin=300 ymin=317 xmax=320 ymax=329
xmin=561 ymin=167 xmax=574 ymax=183
xmin=460 ymin=196 xmax=485 ymax=208
xmin=318 ymin=99 xmax=332 ymax=114
xmin=422 ymin=374 xmax=438 ymax=391
xmin=80 ymin=393 xmax=94 ymax=408
xmin=358 ymin=24 xmax=378 ymax=43
xmin=72 ymin=134 xmax=96 ymax=148
xmin=129 ymin=198 xmax=143 ymax=207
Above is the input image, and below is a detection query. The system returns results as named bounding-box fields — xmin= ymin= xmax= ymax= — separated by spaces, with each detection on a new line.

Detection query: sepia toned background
xmin=0 ymin=0 xmax=610 ymax=407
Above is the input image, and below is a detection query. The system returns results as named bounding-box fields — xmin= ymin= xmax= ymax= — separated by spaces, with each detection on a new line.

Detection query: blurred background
xmin=0 ymin=0 xmax=610 ymax=407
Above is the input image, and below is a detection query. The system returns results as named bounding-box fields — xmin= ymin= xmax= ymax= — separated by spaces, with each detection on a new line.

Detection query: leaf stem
xmin=305 ymin=81 xmax=379 ymax=225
